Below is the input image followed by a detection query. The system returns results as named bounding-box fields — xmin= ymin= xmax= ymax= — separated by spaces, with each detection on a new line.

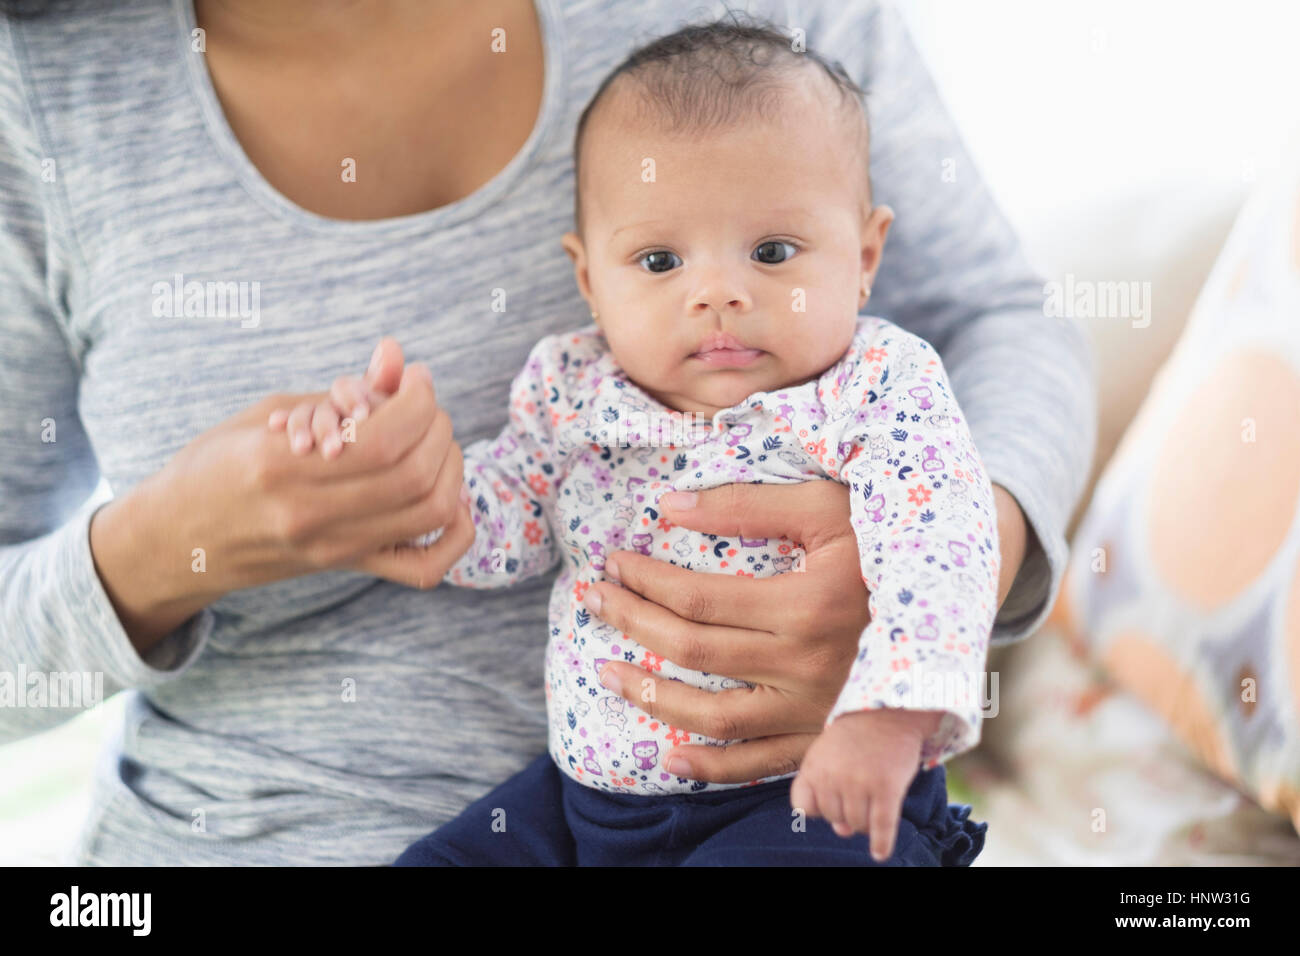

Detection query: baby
xmin=272 ymin=17 xmax=999 ymax=866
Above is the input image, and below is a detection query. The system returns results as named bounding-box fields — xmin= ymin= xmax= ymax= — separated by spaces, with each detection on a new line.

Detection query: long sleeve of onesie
xmin=430 ymin=335 xmax=578 ymax=589
xmin=817 ymin=319 xmax=1001 ymax=770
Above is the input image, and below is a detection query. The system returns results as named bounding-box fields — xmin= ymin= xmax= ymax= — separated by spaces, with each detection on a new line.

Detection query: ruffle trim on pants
xmin=918 ymin=802 xmax=988 ymax=866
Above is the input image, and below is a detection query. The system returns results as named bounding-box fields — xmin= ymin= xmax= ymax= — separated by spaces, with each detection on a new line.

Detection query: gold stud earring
xmin=591 ymin=311 xmax=599 ymax=320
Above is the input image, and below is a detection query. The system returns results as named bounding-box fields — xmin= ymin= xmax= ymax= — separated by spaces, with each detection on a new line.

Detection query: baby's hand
xmin=267 ymin=374 xmax=390 ymax=459
xmin=790 ymin=708 xmax=945 ymax=862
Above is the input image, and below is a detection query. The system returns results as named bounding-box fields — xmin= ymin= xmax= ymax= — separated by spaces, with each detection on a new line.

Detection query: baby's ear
xmin=859 ymin=204 xmax=895 ymax=287
xmin=561 ymin=231 xmax=595 ymax=307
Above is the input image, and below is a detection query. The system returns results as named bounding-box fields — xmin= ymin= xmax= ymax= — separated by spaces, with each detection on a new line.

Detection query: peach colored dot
xmin=1147 ymin=350 xmax=1300 ymax=609
xmin=1103 ymin=630 xmax=1238 ymax=786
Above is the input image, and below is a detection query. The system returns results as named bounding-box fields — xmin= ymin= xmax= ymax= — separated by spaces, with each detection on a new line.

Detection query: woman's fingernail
xmin=604 ymin=556 xmax=620 ymax=581
xmin=665 ymin=756 xmax=692 ymax=777
xmin=584 ymin=588 xmax=602 ymax=613
xmin=292 ymin=431 xmax=310 ymax=454
xmin=598 ymin=664 xmax=620 ymax=693
xmin=352 ymin=403 xmax=368 ymax=422
xmin=323 ymin=435 xmax=341 ymax=458
xmin=459 ymin=483 xmax=471 ymax=507
xmin=660 ymin=491 xmax=697 ymax=510
xmin=368 ymin=343 xmax=383 ymax=377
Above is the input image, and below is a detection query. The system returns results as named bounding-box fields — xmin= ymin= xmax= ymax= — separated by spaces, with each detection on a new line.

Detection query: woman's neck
xmin=193 ymin=0 xmax=468 ymax=52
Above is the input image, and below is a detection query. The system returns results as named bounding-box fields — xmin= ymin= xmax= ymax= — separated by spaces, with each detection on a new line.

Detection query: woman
xmin=0 ymin=0 xmax=1094 ymax=864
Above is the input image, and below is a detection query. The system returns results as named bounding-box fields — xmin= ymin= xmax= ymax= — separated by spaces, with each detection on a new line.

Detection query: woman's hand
xmin=89 ymin=339 xmax=474 ymax=654
xmin=586 ymin=480 xmax=869 ymax=783
xmin=585 ymin=479 xmax=1031 ymax=784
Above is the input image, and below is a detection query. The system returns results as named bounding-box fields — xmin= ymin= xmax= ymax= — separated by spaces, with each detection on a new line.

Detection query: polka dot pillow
xmin=1055 ymin=158 xmax=1300 ymax=835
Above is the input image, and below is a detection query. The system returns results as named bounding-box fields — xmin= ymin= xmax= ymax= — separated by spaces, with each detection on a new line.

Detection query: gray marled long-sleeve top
xmin=0 ymin=0 xmax=1096 ymax=864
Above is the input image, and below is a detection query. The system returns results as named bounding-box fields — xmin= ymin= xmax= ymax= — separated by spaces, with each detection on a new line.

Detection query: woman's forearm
xmin=991 ymin=483 xmax=1029 ymax=608
xmin=941 ymin=310 xmax=1096 ymax=643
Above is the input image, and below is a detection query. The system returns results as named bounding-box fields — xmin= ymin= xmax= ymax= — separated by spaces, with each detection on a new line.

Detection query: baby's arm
xmin=440 ymin=422 xmax=567 ymax=589
xmin=790 ymin=319 xmax=1001 ymax=858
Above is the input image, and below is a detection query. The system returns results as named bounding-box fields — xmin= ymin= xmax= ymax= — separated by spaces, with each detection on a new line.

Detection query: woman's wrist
xmin=88 ymin=473 xmax=219 ymax=656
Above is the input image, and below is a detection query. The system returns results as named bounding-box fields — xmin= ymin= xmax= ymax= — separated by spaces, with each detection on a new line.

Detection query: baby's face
xmin=563 ymin=81 xmax=892 ymax=418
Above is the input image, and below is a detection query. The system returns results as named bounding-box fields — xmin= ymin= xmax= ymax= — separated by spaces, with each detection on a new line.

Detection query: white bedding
xmin=951 ymin=627 xmax=1300 ymax=866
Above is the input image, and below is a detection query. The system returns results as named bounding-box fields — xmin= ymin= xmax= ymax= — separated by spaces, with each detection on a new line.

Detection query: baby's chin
xmin=655 ymin=372 xmax=796 ymax=418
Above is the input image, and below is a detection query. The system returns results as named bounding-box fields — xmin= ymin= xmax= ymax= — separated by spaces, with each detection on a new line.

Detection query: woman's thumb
xmin=365 ymin=337 xmax=405 ymax=396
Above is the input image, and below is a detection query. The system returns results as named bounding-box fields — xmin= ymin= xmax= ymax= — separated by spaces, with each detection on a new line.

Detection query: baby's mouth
xmin=690 ymin=346 xmax=765 ymax=368
xmin=690 ymin=332 xmax=764 ymax=367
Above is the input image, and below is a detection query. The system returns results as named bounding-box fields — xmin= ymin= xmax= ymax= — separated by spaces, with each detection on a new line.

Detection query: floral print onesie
xmin=431 ymin=315 xmax=1001 ymax=795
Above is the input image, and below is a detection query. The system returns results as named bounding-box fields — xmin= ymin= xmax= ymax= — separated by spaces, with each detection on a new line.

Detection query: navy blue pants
xmin=394 ymin=754 xmax=986 ymax=866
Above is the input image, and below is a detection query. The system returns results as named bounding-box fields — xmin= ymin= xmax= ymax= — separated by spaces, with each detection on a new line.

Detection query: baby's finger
xmin=844 ymin=790 xmax=873 ymax=842
xmin=286 ymin=401 xmax=317 ymax=455
xmin=869 ymin=793 xmax=903 ymax=862
xmin=311 ymin=399 xmax=344 ymax=460
xmin=790 ymin=773 xmax=821 ymax=825
xmin=267 ymin=408 xmax=290 ymax=431
xmin=330 ymin=375 xmax=384 ymax=422
xmin=820 ymin=790 xmax=849 ymax=838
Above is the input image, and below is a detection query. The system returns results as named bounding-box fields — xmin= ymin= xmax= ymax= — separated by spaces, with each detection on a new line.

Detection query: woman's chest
xmin=72 ymin=213 xmax=582 ymax=495
xmin=193 ymin=0 xmax=546 ymax=221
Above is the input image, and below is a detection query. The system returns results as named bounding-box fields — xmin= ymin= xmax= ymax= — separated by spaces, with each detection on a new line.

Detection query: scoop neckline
xmin=175 ymin=0 xmax=567 ymax=240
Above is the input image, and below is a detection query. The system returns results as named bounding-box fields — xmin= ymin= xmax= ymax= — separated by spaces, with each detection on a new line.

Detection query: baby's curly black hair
xmin=571 ymin=7 xmax=873 ymax=235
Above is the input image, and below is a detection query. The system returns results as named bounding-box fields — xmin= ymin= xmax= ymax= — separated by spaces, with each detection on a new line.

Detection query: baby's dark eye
xmin=752 ymin=241 xmax=796 ymax=264
xmin=639 ymin=251 xmax=682 ymax=273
